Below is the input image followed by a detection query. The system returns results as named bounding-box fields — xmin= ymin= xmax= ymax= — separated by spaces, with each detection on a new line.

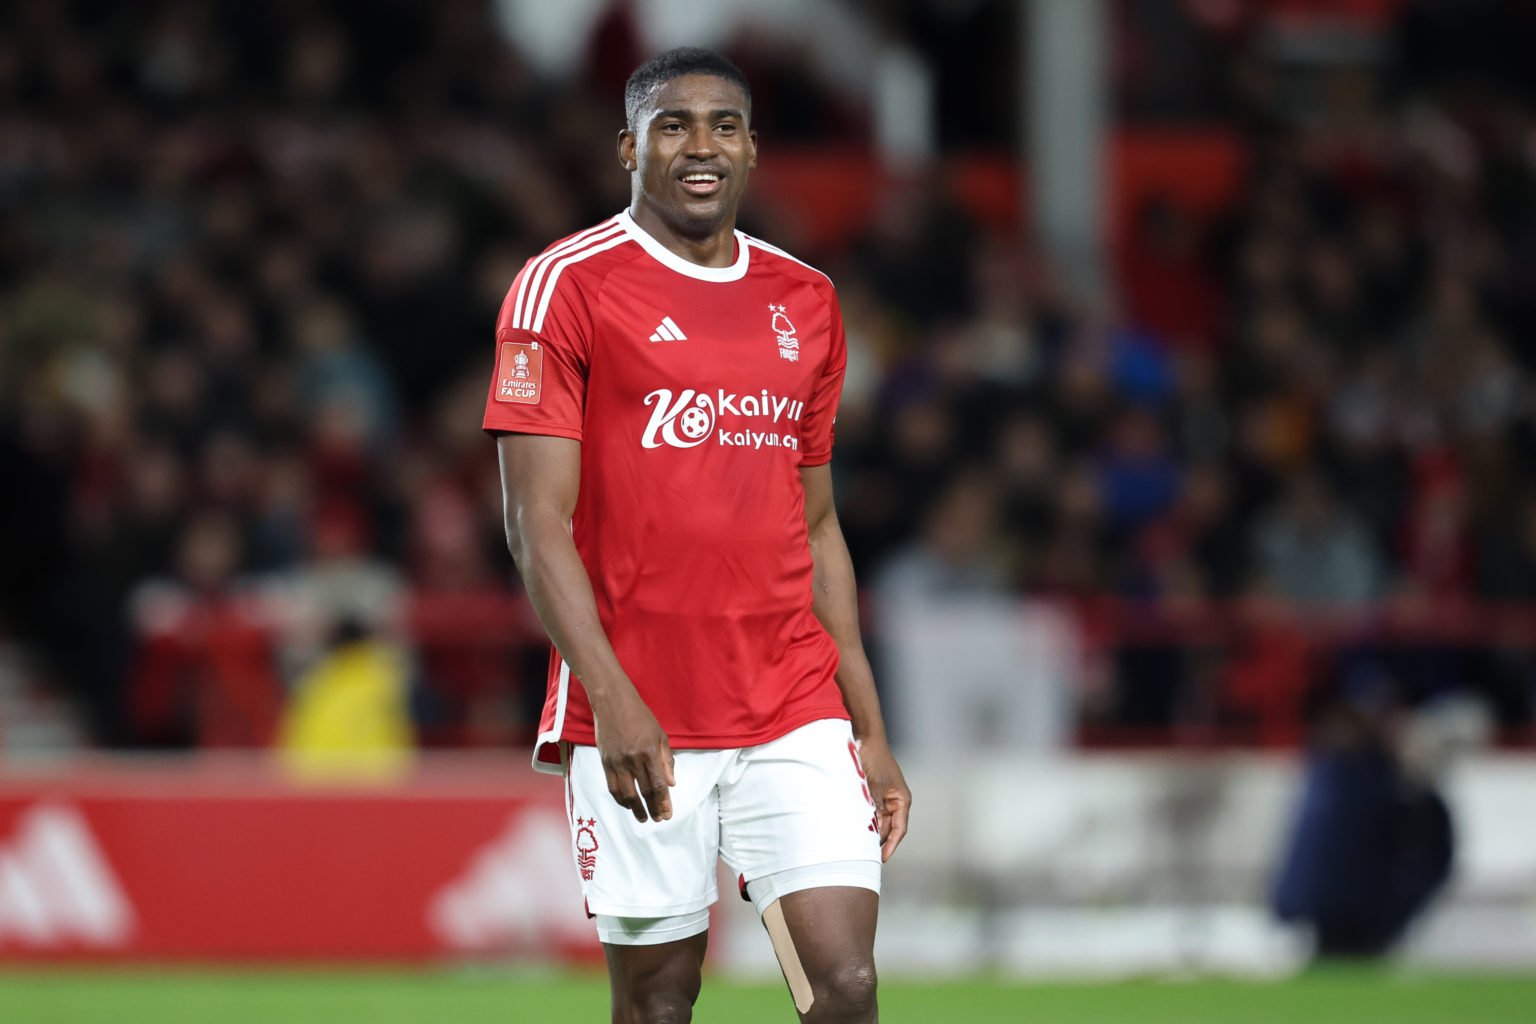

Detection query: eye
xmin=661 ymin=122 xmax=685 ymax=133
xmin=715 ymin=123 xmax=737 ymax=135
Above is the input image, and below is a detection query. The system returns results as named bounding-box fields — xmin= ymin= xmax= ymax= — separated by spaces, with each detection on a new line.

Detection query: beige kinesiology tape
xmin=762 ymin=900 xmax=814 ymax=1013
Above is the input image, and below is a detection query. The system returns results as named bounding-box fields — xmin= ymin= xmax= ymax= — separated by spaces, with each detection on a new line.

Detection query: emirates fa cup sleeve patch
xmin=496 ymin=340 xmax=543 ymax=404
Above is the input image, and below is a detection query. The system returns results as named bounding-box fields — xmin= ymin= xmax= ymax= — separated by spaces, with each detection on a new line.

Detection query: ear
xmin=748 ymin=128 xmax=759 ymax=171
xmin=617 ymin=128 xmax=637 ymax=172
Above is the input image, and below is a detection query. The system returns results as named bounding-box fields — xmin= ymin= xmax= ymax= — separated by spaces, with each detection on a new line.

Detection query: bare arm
xmin=801 ymin=462 xmax=911 ymax=861
xmin=498 ymin=433 xmax=673 ymax=822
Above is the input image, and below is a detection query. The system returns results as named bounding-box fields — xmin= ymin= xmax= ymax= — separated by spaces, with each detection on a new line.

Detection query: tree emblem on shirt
xmin=574 ymin=817 xmax=600 ymax=881
xmin=770 ymin=304 xmax=799 ymax=363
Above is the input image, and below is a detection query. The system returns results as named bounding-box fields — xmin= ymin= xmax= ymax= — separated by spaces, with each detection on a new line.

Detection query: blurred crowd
xmin=1 ymin=0 xmax=1534 ymax=750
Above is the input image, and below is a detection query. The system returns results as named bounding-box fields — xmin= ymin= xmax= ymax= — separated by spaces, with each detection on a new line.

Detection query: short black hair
xmin=624 ymin=47 xmax=751 ymax=131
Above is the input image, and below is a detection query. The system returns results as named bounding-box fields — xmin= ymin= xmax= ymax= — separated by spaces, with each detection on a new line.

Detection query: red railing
xmin=125 ymin=590 xmax=1536 ymax=751
xmin=1068 ymin=595 xmax=1536 ymax=750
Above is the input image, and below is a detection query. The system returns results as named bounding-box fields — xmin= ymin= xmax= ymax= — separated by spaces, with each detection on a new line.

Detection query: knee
xmin=626 ymin=985 xmax=697 ymax=1024
xmin=814 ymin=960 xmax=878 ymax=1020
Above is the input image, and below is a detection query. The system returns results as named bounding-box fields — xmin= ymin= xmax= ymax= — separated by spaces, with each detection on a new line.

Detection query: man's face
xmin=619 ymin=73 xmax=757 ymax=238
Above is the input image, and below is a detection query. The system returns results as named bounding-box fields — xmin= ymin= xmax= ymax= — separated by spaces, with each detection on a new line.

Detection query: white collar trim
xmin=619 ymin=208 xmax=749 ymax=282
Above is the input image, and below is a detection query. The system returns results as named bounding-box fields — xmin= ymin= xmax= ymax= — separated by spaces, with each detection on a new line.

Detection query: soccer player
xmin=483 ymin=48 xmax=910 ymax=1023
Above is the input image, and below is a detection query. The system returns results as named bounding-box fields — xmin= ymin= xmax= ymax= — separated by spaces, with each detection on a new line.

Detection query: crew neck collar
xmin=619 ymin=208 xmax=749 ymax=282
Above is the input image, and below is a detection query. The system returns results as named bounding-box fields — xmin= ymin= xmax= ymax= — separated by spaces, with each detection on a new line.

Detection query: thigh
xmin=771 ymin=886 xmax=880 ymax=1022
xmin=566 ymin=743 xmax=727 ymax=917
xmin=718 ymin=719 xmax=882 ymax=884
xmin=604 ymin=929 xmax=709 ymax=1024
xmin=777 ymin=884 xmax=878 ymax=966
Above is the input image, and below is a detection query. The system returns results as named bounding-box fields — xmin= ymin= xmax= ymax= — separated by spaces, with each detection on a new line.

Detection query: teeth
xmin=683 ymin=174 xmax=718 ymax=183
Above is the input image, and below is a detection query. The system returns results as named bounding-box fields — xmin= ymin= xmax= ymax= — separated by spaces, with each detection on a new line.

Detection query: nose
xmin=684 ymin=124 xmax=718 ymax=157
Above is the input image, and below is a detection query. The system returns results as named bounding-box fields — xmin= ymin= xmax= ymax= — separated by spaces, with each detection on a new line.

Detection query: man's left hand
xmin=858 ymin=737 xmax=911 ymax=862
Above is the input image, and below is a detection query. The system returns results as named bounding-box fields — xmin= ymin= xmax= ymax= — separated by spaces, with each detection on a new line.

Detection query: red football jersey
xmin=482 ymin=210 xmax=850 ymax=773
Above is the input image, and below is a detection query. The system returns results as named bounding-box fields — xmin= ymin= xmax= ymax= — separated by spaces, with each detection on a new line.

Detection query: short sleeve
xmin=481 ymin=261 xmax=592 ymax=441
xmin=798 ymin=284 xmax=847 ymax=467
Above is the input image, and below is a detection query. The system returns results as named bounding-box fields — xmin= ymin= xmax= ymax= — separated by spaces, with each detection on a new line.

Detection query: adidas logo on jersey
xmin=648 ymin=317 xmax=687 ymax=343
xmin=0 ymin=803 xmax=134 ymax=947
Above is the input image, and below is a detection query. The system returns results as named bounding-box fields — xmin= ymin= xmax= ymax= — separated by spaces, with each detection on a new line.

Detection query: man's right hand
xmin=593 ymin=694 xmax=675 ymax=823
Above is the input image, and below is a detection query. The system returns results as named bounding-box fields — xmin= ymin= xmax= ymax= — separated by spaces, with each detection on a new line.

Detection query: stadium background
xmin=1 ymin=0 xmax=1535 ymax=1020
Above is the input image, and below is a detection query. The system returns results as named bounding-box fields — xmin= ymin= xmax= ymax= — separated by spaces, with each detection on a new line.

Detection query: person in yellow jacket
xmin=278 ymin=621 xmax=415 ymax=781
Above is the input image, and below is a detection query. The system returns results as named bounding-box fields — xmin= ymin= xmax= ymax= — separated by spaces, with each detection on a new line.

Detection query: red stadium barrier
xmin=120 ymin=590 xmax=1536 ymax=753
xmin=0 ymin=757 xmax=600 ymax=963
xmin=1068 ymin=595 xmax=1536 ymax=749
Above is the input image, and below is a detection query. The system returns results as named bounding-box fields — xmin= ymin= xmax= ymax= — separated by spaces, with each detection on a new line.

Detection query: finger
xmin=626 ymin=774 xmax=651 ymax=822
xmin=881 ymin=793 xmax=911 ymax=862
xmin=608 ymin=768 xmax=647 ymax=822
xmin=603 ymin=766 xmax=625 ymax=807
xmin=628 ymin=759 xmax=657 ymax=823
xmin=638 ymin=755 xmax=673 ymax=822
xmin=647 ymin=780 xmax=672 ymax=822
xmin=656 ymin=743 xmax=675 ymax=818
xmin=870 ymin=776 xmax=894 ymax=841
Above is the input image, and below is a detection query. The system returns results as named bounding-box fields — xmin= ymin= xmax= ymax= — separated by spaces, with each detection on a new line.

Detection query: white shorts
xmin=563 ymin=718 xmax=882 ymax=942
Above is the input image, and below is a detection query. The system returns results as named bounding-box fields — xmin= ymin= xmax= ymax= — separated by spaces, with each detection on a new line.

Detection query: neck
xmin=629 ymin=201 xmax=737 ymax=268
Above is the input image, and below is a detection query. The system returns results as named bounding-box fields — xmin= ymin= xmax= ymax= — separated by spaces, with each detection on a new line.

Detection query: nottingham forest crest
xmin=770 ymin=305 xmax=799 ymax=363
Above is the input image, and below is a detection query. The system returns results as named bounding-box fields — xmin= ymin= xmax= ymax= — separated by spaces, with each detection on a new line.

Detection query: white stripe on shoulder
xmin=530 ymin=233 xmax=634 ymax=333
xmin=515 ymin=219 xmax=624 ymax=329
xmin=514 ymin=217 xmax=622 ymax=326
xmin=742 ymin=235 xmax=834 ymax=284
xmin=513 ymin=218 xmax=623 ymax=329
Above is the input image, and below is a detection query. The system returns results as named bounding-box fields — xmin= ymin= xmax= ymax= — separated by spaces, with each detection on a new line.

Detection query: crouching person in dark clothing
xmin=1271 ymin=685 xmax=1471 ymax=957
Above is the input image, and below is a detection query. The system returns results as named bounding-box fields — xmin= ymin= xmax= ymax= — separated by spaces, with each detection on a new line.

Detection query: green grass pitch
xmin=2 ymin=968 xmax=1532 ymax=1023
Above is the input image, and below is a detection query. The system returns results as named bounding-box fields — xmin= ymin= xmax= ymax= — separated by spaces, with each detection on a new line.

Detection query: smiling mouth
xmin=678 ymin=171 xmax=724 ymax=196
